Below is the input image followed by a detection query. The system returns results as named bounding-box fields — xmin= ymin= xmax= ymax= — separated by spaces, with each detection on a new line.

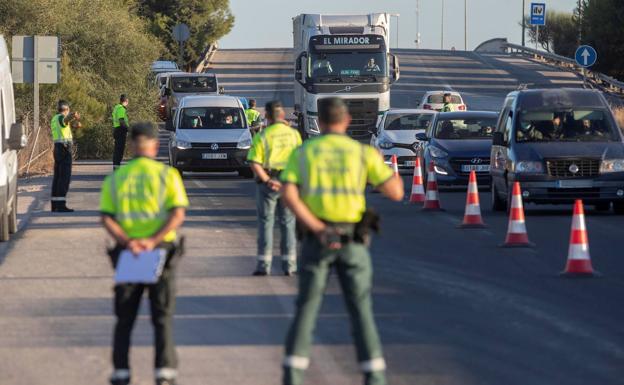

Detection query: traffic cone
xmin=423 ymin=161 xmax=443 ymax=211
xmin=390 ymin=154 xmax=399 ymax=175
xmin=500 ymin=182 xmax=533 ymax=247
xmin=560 ymin=200 xmax=598 ymax=277
xmin=409 ymin=157 xmax=425 ymax=204
xmin=458 ymin=171 xmax=486 ymax=228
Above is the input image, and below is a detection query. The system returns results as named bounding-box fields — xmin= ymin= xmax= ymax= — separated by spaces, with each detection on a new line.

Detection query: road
xmin=1 ymin=48 xmax=624 ymax=385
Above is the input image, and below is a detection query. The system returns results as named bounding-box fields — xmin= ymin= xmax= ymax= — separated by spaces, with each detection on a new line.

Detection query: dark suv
xmin=490 ymin=89 xmax=624 ymax=213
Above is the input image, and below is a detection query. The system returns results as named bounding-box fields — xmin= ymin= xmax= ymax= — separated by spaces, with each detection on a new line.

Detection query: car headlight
xmin=377 ymin=137 xmax=394 ymax=149
xmin=515 ymin=161 xmax=544 ymax=173
xmin=307 ymin=117 xmax=320 ymax=133
xmin=237 ymin=130 xmax=252 ymax=149
xmin=600 ymin=159 xmax=624 ymax=173
xmin=428 ymin=146 xmax=448 ymax=159
xmin=174 ymin=139 xmax=191 ymax=150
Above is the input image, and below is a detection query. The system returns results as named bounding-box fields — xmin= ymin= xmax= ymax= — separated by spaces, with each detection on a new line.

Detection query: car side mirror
xmin=295 ymin=52 xmax=308 ymax=85
xmin=8 ymin=122 xmax=27 ymax=150
xmin=164 ymin=87 xmax=172 ymax=96
xmin=415 ymin=132 xmax=428 ymax=142
xmin=218 ymin=86 xmax=225 ymax=94
xmin=390 ymin=54 xmax=400 ymax=83
xmin=492 ymin=132 xmax=505 ymax=146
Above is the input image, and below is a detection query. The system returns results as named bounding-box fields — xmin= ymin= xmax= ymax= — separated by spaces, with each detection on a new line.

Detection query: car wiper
xmin=317 ymin=76 xmax=343 ymax=83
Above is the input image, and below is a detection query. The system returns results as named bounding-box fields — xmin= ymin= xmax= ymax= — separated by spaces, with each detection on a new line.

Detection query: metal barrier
xmin=195 ymin=43 xmax=218 ymax=73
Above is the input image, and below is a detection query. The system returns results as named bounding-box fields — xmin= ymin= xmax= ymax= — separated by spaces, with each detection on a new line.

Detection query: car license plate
xmin=557 ymin=179 xmax=593 ymax=188
xmin=461 ymin=164 xmax=490 ymax=172
xmin=202 ymin=153 xmax=227 ymax=160
xmin=405 ymin=161 xmax=416 ymax=167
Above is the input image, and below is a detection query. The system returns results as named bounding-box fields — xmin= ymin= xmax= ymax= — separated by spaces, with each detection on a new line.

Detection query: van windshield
xmin=179 ymin=107 xmax=245 ymax=129
xmin=516 ymin=109 xmax=617 ymax=142
xmin=384 ymin=113 xmax=433 ymax=131
xmin=433 ymin=118 xmax=497 ymax=139
xmin=171 ymin=76 xmax=217 ymax=93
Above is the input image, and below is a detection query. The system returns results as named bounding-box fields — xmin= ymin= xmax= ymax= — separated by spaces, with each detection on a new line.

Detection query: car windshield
xmin=516 ymin=109 xmax=617 ymax=142
xmin=172 ymin=76 xmax=217 ymax=93
xmin=310 ymin=52 xmax=387 ymax=81
xmin=384 ymin=113 xmax=433 ymax=131
xmin=434 ymin=117 xmax=497 ymax=139
xmin=428 ymin=94 xmax=462 ymax=104
xmin=179 ymin=107 xmax=244 ymax=129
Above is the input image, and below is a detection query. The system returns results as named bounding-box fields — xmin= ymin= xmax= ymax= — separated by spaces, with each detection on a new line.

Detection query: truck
xmin=0 ymin=36 xmax=27 ymax=241
xmin=293 ymin=13 xmax=400 ymax=140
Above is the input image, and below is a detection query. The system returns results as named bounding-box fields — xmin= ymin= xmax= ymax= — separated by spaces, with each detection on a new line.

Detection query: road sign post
xmin=530 ymin=3 xmax=546 ymax=50
xmin=172 ymin=23 xmax=190 ymax=68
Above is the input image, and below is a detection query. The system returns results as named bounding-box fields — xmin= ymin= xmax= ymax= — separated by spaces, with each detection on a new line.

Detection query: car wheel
xmin=238 ymin=168 xmax=254 ymax=179
xmin=0 ymin=206 xmax=9 ymax=242
xmin=8 ymin=194 xmax=17 ymax=234
xmin=491 ymin=182 xmax=506 ymax=212
xmin=613 ymin=201 xmax=624 ymax=215
xmin=594 ymin=202 xmax=611 ymax=212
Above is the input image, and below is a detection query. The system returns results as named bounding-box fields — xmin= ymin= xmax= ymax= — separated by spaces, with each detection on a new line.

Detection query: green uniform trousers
xmin=283 ymin=235 xmax=386 ymax=385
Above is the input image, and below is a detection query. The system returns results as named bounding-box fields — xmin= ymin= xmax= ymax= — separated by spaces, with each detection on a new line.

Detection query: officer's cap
xmin=131 ymin=122 xmax=158 ymax=140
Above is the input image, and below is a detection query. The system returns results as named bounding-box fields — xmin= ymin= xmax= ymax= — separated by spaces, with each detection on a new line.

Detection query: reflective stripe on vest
xmin=50 ymin=114 xmax=73 ymax=143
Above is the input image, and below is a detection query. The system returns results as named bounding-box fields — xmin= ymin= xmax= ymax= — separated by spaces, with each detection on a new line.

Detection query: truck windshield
xmin=171 ymin=76 xmax=217 ymax=93
xmin=434 ymin=118 xmax=497 ymax=139
xmin=516 ymin=109 xmax=617 ymax=142
xmin=310 ymin=52 xmax=387 ymax=81
xmin=179 ymin=107 xmax=245 ymax=129
xmin=384 ymin=113 xmax=433 ymax=131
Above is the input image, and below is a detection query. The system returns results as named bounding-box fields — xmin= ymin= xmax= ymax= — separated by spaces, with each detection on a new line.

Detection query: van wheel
xmin=0 ymin=206 xmax=9 ymax=242
xmin=8 ymin=194 xmax=17 ymax=234
xmin=491 ymin=183 xmax=506 ymax=212
xmin=614 ymin=202 xmax=624 ymax=215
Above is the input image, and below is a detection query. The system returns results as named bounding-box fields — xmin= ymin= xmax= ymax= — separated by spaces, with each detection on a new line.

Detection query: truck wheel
xmin=0 ymin=207 xmax=9 ymax=242
xmin=8 ymin=194 xmax=17 ymax=234
xmin=613 ymin=202 xmax=624 ymax=215
xmin=491 ymin=183 xmax=506 ymax=212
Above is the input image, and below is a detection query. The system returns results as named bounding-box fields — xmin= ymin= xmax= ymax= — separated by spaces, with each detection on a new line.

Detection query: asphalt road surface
xmin=1 ymin=49 xmax=623 ymax=385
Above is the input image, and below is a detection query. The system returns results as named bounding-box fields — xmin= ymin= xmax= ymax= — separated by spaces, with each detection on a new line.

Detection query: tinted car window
xmin=428 ymin=94 xmax=462 ymax=104
xmin=180 ymin=107 xmax=244 ymax=129
xmin=172 ymin=76 xmax=217 ymax=93
xmin=384 ymin=113 xmax=433 ymax=130
xmin=434 ymin=118 xmax=497 ymax=139
xmin=515 ymin=109 xmax=617 ymax=142
xmin=518 ymin=90 xmax=605 ymax=110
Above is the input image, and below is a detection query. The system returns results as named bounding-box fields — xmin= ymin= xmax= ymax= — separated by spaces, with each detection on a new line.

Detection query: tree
xmin=521 ymin=10 xmax=577 ymax=57
xmin=582 ymin=0 xmax=624 ymax=79
xmin=135 ymin=0 xmax=234 ymax=69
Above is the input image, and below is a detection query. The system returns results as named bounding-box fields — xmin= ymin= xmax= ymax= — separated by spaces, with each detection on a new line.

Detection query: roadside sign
xmin=11 ymin=36 xmax=60 ymax=84
xmin=172 ymin=23 xmax=190 ymax=42
xmin=530 ymin=3 xmax=546 ymax=26
xmin=575 ymin=45 xmax=597 ymax=67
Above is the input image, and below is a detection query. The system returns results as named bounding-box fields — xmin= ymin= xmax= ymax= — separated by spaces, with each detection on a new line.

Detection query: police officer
xmin=112 ymin=94 xmax=130 ymax=170
xmin=245 ymin=99 xmax=262 ymax=134
xmin=247 ymin=100 xmax=302 ymax=276
xmin=280 ymin=98 xmax=404 ymax=385
xmin=441 ymin=92 xmax=455 ymax=112
xmin=100 ymin=122 xmax=188 ymax=385
xmin=50 ymin=100 xmax=80 ymax=212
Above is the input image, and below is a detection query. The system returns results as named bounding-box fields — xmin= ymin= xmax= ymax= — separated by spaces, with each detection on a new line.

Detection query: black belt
xmin=266 ymin=169 xmax=282 ymax=178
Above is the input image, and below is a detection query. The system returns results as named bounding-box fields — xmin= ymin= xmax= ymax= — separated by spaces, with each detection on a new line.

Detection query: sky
xmin=219 ymin=0 xmax=579 ymax=50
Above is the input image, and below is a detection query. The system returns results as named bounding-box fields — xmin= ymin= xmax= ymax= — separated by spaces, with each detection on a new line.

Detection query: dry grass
xmin=614 ymin=107 xmax=624 ymax=133
xmin=18 ymin=121 xmax=54 ymax=177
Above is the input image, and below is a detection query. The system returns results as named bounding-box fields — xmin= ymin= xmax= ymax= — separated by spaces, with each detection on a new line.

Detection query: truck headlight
xmin=600 ymin=159 xmax=624 ymax=173
xmin=428 ymin=146 xmax=448 ymax=159
xmin=237 ymin=130 xmax=252 ymax=149
xmin=515 ymin=161 xmax=544 ymax=173
xmin=307 ymin=117 xmax=320 ymax=133
xmin=377 ymin=137 xmax=394 ymax=149
xmin=174 ymin=139 xmax=191 ymax=150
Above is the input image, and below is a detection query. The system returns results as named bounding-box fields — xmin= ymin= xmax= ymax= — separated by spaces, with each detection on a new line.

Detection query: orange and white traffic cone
xmin=458 ymin=170 xmax=485 ymax=228
xmin=423 ymin=161 xmax=443 ymax=211
xmin=501 ymin=182 xmax=533 ymax=247
xmin=409 ymin=157 xmax=425 ymax=204
xmin=390 ymin=154 xmax=399 ymax=175
xmin=560 ymin=200 xmax=598 ymax=277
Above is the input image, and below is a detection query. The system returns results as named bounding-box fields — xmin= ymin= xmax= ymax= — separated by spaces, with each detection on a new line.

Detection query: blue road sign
xmin=575 ymin=45 xmax=597 ymax=68
xmin=530 ymin=3 xmax=546 ymax=26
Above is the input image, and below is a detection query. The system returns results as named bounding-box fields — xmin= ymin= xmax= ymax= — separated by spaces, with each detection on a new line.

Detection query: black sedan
xmin=417 ymin=111 xmax=499 ymax=186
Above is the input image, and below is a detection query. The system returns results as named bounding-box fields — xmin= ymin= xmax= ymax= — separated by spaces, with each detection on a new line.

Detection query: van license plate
xmin=202 ymin=153 xmax=227 ymax=160
xmin=557 ymin=180 xmax=593 ymax=188
xmin=461 ymin=165 xmax=490 ymax=172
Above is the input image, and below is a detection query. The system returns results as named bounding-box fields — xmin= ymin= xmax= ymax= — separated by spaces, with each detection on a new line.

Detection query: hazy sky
xmin=219 ymin=0 xmax=578 ymax=50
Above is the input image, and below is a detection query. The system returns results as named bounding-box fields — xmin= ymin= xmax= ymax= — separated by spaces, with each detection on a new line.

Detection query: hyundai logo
xmin=569 ymin=164 xmax=579 ymax=174
xmin=471 ymin=158 xmax=483 ymax=164
xmin=210 ymin=143 xmax=219 ymax=151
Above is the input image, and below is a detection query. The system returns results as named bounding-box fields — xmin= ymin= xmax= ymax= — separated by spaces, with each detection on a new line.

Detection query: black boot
xmin=155 ymin=379 xmax=177 ymax=385
xmin=56 ymin=203 xmax=74 ymax=213
xmin=50 ymin=201 xmax=58 ymax=212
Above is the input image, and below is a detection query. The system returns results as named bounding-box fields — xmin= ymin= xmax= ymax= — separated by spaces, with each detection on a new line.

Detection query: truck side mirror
xmin=295 ymin=52 xmax=308 ymax=86
xmin=492 ymin=132 xmax=505 ymax=146
xmin=390 ymin=54 xmax=400 ymax=83
xmin=218 ymin=86 xmax=225 ymax=94
xmin=8 ymin=122 xmax=27 ymax=150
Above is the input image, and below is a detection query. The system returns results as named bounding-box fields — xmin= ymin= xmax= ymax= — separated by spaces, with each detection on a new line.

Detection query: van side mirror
xmin=415 ymin=132 xmax=428 ymax=142
xmin=164 ymin=87 xmax=172 ymax=96
xmin=390 ymin=54 xmax=400 ymax=83
xmin=492 ymin=132 xmax=505 ymax=146
xmin=295 ymin=52 xmax=308 ymax=85
xmin=8 ymin=122 xmax=27 ymax=150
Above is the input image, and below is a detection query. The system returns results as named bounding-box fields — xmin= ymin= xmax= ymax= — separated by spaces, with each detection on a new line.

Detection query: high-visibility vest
xmin=112 ymin=104 xmax=128 ymax=128
xmin=245 ymin=108 xmax=260 ymax=126
xmin=441 ymin=102 xmax=455 ymax=112
xmin=50 ymin=113 xmax=73 ymax=143
xmin=280 ymin=134 xmax=393 ymax=223
xmin=99 ymin=157 xmax=189 ymax=242
xmin=247 ymin=122 xmax=302 ymax=171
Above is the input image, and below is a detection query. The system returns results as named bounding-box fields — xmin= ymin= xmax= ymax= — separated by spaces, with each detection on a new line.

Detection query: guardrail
xmin=195 ymin=43 xmax=218 ymax=73
xmin=504 ymin=43 xmax=624 ymax=96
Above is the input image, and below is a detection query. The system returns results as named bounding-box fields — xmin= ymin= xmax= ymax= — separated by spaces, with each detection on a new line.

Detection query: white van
xmin=167 ymin=95 xmax=253 ymax=178
xmin=0 ymin=36 xmax=27 ymax=241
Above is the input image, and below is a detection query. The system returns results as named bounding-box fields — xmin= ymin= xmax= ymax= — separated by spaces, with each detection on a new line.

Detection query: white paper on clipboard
xmin=114 ymin=249 xmax=167 ymax=284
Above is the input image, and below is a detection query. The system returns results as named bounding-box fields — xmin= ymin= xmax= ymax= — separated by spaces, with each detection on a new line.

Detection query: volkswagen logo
xmin=210 ymin=143 xmax=219 ymax=151
xmin=471 ymin=158 xmax=483 ymax=164
xmin=569 ymin=164 xmax=579 ymax=174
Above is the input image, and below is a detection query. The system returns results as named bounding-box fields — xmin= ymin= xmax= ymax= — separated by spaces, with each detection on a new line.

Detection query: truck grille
xmin=321 ymin=99 xmax=378 ymax=140
xmin=546 ymin=159 xmax=600 ymax=178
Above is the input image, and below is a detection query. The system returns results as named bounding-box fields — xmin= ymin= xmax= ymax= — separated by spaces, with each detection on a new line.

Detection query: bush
xmin=75 ymin=123 xmax=116 ymax=160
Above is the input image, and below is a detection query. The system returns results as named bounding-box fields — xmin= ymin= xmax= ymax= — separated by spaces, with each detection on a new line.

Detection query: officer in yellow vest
xmin=441 ymin=93 xmax=455 ymax=112
xmin=280 ymin=98 xmax=404 ymax=385
xmin=100 ymin=122 xmax=188 ymax=385
xmin=50 ymin=100 xmax=80 ymax=212
xmin=112 ymin=94 xmax=130 ymax=170
xmin=247 ymin=100 xmax=302 ymax=276
xmin=245 ymin=99 xmax=262 ymax=136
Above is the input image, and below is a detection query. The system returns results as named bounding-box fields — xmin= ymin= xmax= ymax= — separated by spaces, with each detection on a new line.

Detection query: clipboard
xmin=114 ymin=248 xmax=167 ymax=284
